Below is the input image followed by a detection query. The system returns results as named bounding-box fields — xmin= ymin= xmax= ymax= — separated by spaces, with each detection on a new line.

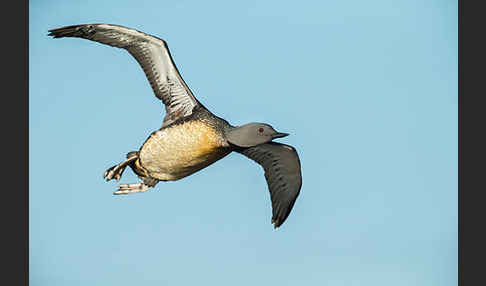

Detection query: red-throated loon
xmin=48 ymin=24 xmax=302 ymax=228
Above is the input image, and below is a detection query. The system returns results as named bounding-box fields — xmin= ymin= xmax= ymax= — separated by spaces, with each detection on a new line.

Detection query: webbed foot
xmin=113 ymin=177 xmax=159 ymax=195
xmin=103 ymin=152 xmax=139 ymax=182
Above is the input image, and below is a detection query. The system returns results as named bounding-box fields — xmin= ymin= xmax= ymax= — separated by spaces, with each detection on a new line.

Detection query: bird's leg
xmin=104 ymin=164 xmax=129 ymax=182
xmin=113 ymin=177 xmax=159 ymax=195
xmin=103 ymin=152 xmax=138 ymax=182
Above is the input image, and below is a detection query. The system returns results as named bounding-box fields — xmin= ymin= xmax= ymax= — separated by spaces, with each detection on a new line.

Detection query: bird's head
xmin=226 ymin=123 xmax=289 ymax=148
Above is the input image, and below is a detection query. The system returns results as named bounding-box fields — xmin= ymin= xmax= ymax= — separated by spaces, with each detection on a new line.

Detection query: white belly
xmin=138 ymin=121 xmax=231 ymax=181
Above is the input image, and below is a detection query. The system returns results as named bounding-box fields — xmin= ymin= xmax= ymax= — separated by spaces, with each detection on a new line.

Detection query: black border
xmin=6 ymin=0 xmax=28 ymax=284
xmin=458 ymin=1 xmax=477 ymax=285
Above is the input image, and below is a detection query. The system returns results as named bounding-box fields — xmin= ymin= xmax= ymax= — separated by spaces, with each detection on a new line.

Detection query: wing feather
xmin=238 ymin=142 xmax=302 ymax=228
xmin=48 ymin=24 xmax=202 ymax=127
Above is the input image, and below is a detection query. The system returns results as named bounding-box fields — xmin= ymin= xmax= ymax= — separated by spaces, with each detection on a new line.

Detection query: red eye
xmin=259 ymin=128 xmax=264 ymax=133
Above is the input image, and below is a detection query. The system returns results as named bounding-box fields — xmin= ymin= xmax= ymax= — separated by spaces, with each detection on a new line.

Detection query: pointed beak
xmin=272 ymin=132 xmax=289 ymax=139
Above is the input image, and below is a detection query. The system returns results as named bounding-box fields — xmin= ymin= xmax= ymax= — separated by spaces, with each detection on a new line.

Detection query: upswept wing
xmin=48 ymin=24 xmax=201 ymax=127
xmin=238 ymin=142 xmax=302 ymax=228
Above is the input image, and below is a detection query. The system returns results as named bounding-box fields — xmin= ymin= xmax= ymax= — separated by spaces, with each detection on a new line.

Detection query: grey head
xmin=225 ymin=123 xmax=289 ymax=148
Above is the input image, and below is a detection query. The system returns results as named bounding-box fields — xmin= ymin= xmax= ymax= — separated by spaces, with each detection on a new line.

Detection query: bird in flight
xmin=48 ymin=24 xmax=302 ymax=228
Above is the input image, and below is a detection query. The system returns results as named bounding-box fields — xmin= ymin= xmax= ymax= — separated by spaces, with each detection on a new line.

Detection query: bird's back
xmin=134 ymin=108 xmax=233 ymax=181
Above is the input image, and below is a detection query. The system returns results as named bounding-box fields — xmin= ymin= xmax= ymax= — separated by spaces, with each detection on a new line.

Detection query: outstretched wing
xmin=237 ymin=142 xmax=302 ymax=228
xmin=48 ymin=24 xmax=202 ymax=127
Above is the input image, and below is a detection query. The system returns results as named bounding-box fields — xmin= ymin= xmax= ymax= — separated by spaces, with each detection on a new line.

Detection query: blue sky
xmin=30 ymin=0 xmax=458 ymax=285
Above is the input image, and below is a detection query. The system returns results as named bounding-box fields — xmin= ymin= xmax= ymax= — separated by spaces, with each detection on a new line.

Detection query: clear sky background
xmin=29 ymin=0 xmax=458 ymax=285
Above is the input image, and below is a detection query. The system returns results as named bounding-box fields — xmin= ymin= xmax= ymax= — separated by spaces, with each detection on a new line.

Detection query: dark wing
xmin=237 ymin=142 xmax=302 ymax=228
xmin=48 ymin=24 xmax=202 ymax=127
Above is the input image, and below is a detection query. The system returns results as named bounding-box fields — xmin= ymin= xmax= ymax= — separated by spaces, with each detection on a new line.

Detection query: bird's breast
xmin=138 ymin=121 xmax=231 ymax=181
